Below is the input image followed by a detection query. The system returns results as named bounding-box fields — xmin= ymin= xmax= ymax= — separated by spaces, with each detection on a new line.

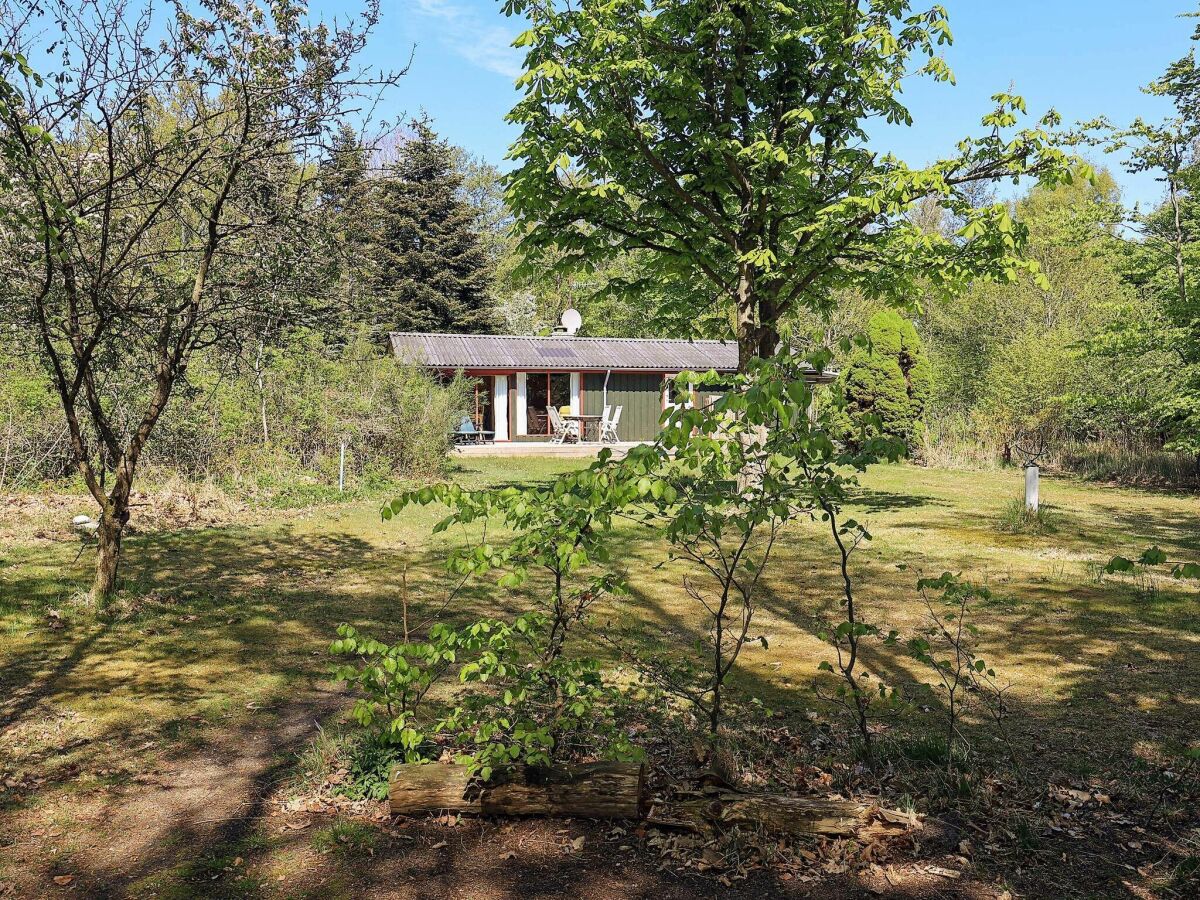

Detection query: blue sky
xmin=319 ymin=0 xmax=1196 ymax=209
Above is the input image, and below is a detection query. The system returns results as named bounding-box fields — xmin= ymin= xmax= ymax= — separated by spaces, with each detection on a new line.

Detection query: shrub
xmin=330 ymin=613 xmax=638 ymax=789
xmin=1 ymin=326 xmax=470 ymax=492
xmin=836 ymin=309 xmax=931 ymax=453
xmin=0 ymin=343 xmax=75 ymax=489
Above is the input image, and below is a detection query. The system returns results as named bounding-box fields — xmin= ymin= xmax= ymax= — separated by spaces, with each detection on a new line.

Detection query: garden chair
xmin=453 ymin=415 xmax=480 ymax=445
xmin=600 ymin=405 xmax=622 ymax=443
xmin=548 ymin=406 xmax=579 ymax=444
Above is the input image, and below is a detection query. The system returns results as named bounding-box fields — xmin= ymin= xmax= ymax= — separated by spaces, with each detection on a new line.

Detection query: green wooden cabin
xmin=390 ymin=329 xmax=833 ymax=443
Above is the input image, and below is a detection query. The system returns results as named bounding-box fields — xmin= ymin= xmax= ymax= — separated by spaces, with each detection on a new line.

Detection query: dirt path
xmin=2 ymin=691 xmax=340 ymax=896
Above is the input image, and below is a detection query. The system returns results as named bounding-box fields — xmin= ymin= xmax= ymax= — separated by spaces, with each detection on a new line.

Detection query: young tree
xmin=362 ymin=119 xmax=496 ymax=335
xmin=503 ymin=0 xmax=1078 ymax=369
xmin=974 ymin=328 xmax=1072 ymax=464
xmin=0 ymin=0 xmax=399 ymax=600
xmin=836 ymin=309 xmax=931 ymax=451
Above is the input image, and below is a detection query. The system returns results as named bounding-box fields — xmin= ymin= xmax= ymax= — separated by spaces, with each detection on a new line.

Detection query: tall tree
xmin=453 ymin=148 xmax=514 ymax=268
xmin=1087 ymin=5 xmax=1200 ymax=453
xmin=363 ymin=119 xmax=495 ymax=335
xmin=923 ymin=175 xmax=1132 ymax=416
xmin=503 ymin=0 xmax=1079 ymax=370
xmin=0 ymin=0 xmax=399 ymax=600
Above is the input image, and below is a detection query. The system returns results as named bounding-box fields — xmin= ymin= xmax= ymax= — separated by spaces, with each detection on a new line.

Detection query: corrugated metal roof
xmin=390 ymin=332 xmax=740 ymax=372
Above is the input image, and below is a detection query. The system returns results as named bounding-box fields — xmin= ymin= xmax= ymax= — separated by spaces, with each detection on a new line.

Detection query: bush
xmin=330 ymin=614 xmax=638 ymax=785
xmin=1054 ymin=438 xmax=1200 ymax=488
xmin=0 ymin=343 xmax=75 ymax=489
xmin=1 ymin=327 xmax=470 ymax=493
xmin=836 ymin=309 xmax=931 ymax=453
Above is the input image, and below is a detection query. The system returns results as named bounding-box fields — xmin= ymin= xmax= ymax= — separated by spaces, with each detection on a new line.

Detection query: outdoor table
xmin=452 ymin=428 xmax=494 ymax=445
xmin=563 ymin=414 xmax=603 ymax=442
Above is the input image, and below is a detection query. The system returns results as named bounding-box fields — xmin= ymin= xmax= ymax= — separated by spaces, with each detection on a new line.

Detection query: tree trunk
xmin=255 ymin=339 xmax=270 ymax=445
xmin=389 ymin=761 xmax=646 ymax=819
xmin=92 ymin=510 xmax=125 ymax=601
xmin=649 ymin=793 xmax=918 ymax=838
xmin=735 ymin=276 xmax=782 ymax=373
xmin=735 ymin=265 xmax=758 ymax=372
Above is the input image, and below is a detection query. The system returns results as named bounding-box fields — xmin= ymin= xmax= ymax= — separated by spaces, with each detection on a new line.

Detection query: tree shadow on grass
xmin=596 ymin=517 xmax=1199 ymax=898
xmin=2 ymin=474 xmax=1197 ymax=898
xmin=845 ymin=486 xmax=948 ymax=515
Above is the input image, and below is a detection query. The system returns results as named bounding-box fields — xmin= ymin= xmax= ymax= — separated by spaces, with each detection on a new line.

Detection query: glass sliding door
xmin=527 ymin=373 xmax=548 ymax=435
xmin=549 ymin=373 xmax=571 ymax=417
xmin=472 ymin=376 xmax=494 ymax=433
xmin=525 ymin=372 xmax=575 ymax=436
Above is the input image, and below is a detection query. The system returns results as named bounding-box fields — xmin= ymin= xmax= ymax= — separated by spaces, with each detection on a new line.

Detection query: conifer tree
xmin=837 ymin=309 xmax=932 ymax=452
xmin=363 ymin=119 xmax=495 ymax=335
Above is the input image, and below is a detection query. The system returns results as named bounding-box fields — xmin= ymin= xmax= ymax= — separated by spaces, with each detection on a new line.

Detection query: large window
xmin=526 ymin=372 xmax=572 ymax=435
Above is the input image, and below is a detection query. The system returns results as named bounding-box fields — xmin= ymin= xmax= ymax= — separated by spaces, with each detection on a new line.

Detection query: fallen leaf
xmin=570 ymin=836 xmax=585 ymax=852
xmin=430 ymin=841 xmax=448 ymax=850
xmin=53 ymin=875 xmax=75 ymax=886
xmin=499 ymin=850 xmax=517 ymax=860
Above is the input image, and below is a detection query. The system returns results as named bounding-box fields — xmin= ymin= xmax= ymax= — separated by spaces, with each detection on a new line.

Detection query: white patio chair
xmin=600 ymin=405 xmax=622 ymax=443
xmin=548 ymin=406 xmax=579 ymax=444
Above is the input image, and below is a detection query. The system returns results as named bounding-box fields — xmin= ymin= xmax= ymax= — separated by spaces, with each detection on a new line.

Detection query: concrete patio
xmin=452 ymin=441 xmax=644 ymax=458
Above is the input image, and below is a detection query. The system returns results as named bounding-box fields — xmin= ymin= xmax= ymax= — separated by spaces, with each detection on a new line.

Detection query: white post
xmin=493 ymin=375 xmax=509 ymax=441
xmin=339 ymin=441 xmax=346 ymax=493
xmin=1025 ymin=464 xmax=1039 ymax=512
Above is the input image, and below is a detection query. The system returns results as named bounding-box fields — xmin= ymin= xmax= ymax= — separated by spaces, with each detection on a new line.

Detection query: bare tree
xmin=0 ymin=0 xmax=401 ymax=600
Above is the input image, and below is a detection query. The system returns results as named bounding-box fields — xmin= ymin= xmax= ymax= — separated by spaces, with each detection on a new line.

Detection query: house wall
xmin=582 ymin=372 xmax=665 ymax=442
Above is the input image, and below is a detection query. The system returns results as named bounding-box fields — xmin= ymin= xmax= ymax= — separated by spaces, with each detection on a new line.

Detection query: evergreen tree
xmin=363 ymin=119 xmax=495 ymax=335
xmin=320 ymin=124 xmax=371 ymax=258
xmin=318 ymin=123 xmax=372 ymax=327
xmin=837 ymin=310 xmax=932 ymax=452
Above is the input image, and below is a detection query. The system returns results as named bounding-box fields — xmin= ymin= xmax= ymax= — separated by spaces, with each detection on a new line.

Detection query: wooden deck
xmin=452 ymin=441 xmax=644 ymax=458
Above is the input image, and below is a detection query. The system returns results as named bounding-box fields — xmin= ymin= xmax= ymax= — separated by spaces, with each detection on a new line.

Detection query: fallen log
xmin=389 ymin=761 xmax=646 ymax=819
xmin=648 ymin=794 xmax=919 ymax=837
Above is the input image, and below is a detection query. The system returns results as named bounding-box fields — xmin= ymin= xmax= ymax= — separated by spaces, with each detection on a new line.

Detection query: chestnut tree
xmin=502 ymin=0 xmax=1082 ymax=368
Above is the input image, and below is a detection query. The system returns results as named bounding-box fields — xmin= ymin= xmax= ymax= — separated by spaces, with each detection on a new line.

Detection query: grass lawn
xmin=1 ymin=458 xmax=1197 ymax=898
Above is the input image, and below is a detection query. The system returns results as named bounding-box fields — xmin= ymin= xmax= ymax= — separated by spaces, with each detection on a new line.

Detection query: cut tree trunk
xmin=389 ymin=761 xmax=646 ymax=819
xmin=649 ymin=793 xmax=918 ymax=838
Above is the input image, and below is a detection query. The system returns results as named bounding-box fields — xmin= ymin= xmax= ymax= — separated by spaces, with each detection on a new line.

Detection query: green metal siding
xmin=582 ymin=373 xmax=664 ymax=442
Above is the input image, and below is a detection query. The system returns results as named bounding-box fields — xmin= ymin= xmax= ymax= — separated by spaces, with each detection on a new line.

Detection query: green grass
xmin=1 ymin=457 xmax=1197 ymax=894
